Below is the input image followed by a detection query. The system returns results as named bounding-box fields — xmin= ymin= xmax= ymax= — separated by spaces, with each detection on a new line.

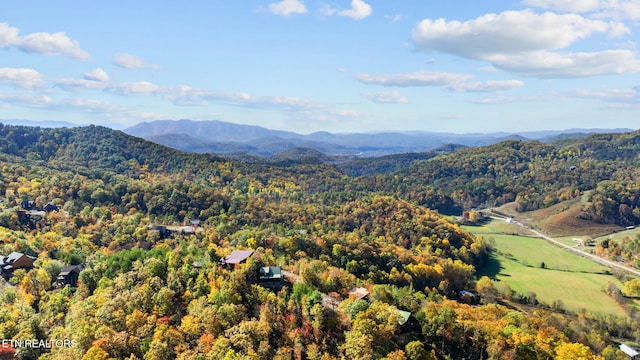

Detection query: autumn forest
xmin=1 ymin=124 xmax=640 ymax=360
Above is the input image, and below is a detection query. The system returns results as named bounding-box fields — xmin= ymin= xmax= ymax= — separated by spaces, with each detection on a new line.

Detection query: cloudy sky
xmin=2 ymin=1 xmax=640 ymax=133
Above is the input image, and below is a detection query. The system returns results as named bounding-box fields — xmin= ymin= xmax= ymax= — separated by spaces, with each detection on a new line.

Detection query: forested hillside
xmin=363 ymin=131 xmax=640 ymax=224
xmin=0 ymin=124 xmax=637 ymax=359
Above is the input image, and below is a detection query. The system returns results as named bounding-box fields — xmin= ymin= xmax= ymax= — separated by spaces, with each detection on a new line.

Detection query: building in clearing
xmin=348 ymin=287 xmax=370 ymax=301
xmin=620 ymin=344 xmax=640 ymax=359
xmin=219 ymin=250 xmax=254 ymax=268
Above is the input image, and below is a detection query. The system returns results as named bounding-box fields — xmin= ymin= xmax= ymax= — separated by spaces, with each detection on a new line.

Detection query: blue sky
xmin=1 ymin=1 xmax=640 ymax=133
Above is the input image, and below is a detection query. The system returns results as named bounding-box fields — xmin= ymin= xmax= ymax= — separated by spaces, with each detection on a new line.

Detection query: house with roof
xmin=460 ymin=290 xmax=479 ymax=304
xmin=0 ymin=252 xmax=35 ymax=278
xmin=395 ymin=309 xmax=412 ymax=327
xmin=44 ymin=202 xmax=59 ymax=212
xmin=56 ymin=263 xmax=85 ymax=287
xmin=259 ymin=266 xmax=284 ymax=289
xmin=620 ymin=344 xmax=640 ymax=359
xmin=348 ymin=287 xmax=370 ymax=301
xmin=20 ymin=200 xmax=35 ymax=210
xmin=218 ymin=250 xmax=254 ymax=268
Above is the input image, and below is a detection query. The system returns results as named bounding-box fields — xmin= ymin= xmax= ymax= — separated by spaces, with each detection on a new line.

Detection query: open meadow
xmin=464 ymin=220 xmax=637 ymax=317
xmin=595 ymin=227 xmax=640 ymax=243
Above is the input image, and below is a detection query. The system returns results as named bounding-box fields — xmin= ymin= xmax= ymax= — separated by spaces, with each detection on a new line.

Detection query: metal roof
xmin=348 ymin=287 xmax=369 ymax=299
xmin=222 ymin=250 xmax=254 ymax=264
xmin=396 ymin=310 xmax=412 ymax=326
xmin=259 ymin=266 xmax=282 ymax=279
xmin=620 ymin=344 xmax=640 ymax=357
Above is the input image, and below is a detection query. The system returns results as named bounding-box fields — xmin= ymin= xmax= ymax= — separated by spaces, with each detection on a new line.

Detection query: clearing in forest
xmin=464 ymin=220 xmax=635 ymax=317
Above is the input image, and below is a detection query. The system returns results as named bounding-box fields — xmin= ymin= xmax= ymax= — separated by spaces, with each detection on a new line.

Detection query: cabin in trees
xmin=149 ymin=221 xmax=202 ymax=237
xmin=20 ymin=200 xmax=35 ymax=210
xmin=219 ymin=250 xmax=254 ymax=268
xmin=44 ymin=202 xmax=59 ymax=212
xmin=0 ymin=252 xmax=35 ymax=278
xmin=395 ymin=309 xmax=412 ymax=327
xmin=460 ymin=290 xmax=479 ymax=305
xmin=150 ymin=225 xmax=171 ymax=238
xmin=56 ymin=263 xmax=85 ymax=287
xmin=348 ymin=287 xmax=370 ymax=301
xmin=620 ymin=344 xmax=640 ymax=359
xmin=259 ymin=266 xmax=284 ymax=289
xmin=20 ymin=200 xmax=59 ymax=212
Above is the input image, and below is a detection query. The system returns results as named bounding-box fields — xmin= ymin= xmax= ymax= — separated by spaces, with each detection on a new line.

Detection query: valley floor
xmin=464 ymin=218 xmax=640 ymax=317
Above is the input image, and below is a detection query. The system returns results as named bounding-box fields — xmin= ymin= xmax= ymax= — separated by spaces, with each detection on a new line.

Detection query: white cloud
xmin=56 ymin=73 xmax=161 ymax=95
xmin=521 ymin=0 xmax=606 ymax=13
xmin=0 ymin=23 xmax=19 ymax=47
xmin=470 ymin=95 xmax=543 ymax=104
xmin=364 ymin=90 xmax=408 ymax=104
xmin=259 ymin=95 xmax=317 ymax=110
xmin=113 ymin=53 xmax=159 ymax=69
xmin=492 ymin=50 xmax=640 ymax=77
xmin=168 ymin=85 xmax=251 ymax=106
xmin=19 ymin=32 xmax=91 ymax=61
xmin=0 ymin=68 xmax=47 ymax=89
xmin=268 ymin=0 xmax=307 ymax=16
xmin=0 ymin=92 xmax=52 ymax=107
xmin=412 ymin=10 xmax=611 ymax=59
xmin=55 ymin=78 xmax=107 ymax=91
xmin=390 ymin=14 xmax=402 ymax=23
xmin=106 ymin=81 xmax=161 ymax=95
xmin=479 ymin=66 xmax=499 ymax=72
xmin=84 ymin=68 xmax=109 ymax=82
xmin=615 ymin=2 xmax=640 ymax=19
xmin=522 ymin=0 xmax=640 ymax=19
xmin=564 ymin=87 xmax=640 ymax=104
xmin=411 ymin=10 xmax=639 ymax=78
xmin=356 ymin=69 xmax=526 ymax=94
xmin=0 ymin=22 xmax=90 ymax=60
xmin=169 ymin=85 xmax=319 ymax=109
xmin=449 ymin=80 xmax=525 ymax=92
xmin=167 ymin=84 xmax=360 ymax=122
xmin=326 ymin=108 xmax=362 ymax=118
xmin=0 ymin=92 xmax=155 ymax=122
xmin=318 ymin=2 xmax=337 ymax=17
xmin=355 ymin=70 xmax=473 ymax=87
xmin=608 ymin=21 xmax=632 ymax=37
xmin=339 ymin=0 xmax=373 ymax=20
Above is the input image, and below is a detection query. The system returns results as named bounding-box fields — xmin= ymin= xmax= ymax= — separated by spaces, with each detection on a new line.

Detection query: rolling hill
xmin=0 ymin=122 xmax=639 ymax=359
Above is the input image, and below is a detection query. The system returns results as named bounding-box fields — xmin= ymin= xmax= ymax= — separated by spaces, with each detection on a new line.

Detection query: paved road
xmin=489 ymin=214 xmax=640 ymax=278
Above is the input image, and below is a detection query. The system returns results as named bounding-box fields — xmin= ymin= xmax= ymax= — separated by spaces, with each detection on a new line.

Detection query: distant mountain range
xmin=2 ymin=119 xmax=633 ymax=159
xmin=123 ymin=119 xmax=634 ymax=158
xmin=0 ymin=119 xmax=79 ymax=128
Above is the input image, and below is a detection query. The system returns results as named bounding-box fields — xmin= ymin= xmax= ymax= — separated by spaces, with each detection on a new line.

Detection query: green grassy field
xmin=464 ymin=220 xmax=633 ymax=317
xmin=490 ymin=234 xmax=608 ymax=273
xmin=595 ymin=227 xmax=640 ymax=243
xmin=478 ymin=252 xmax=628 ymax=317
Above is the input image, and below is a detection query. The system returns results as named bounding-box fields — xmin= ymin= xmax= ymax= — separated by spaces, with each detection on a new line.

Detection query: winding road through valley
xmin=489 ymin=214 xmax=640 ymax=278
